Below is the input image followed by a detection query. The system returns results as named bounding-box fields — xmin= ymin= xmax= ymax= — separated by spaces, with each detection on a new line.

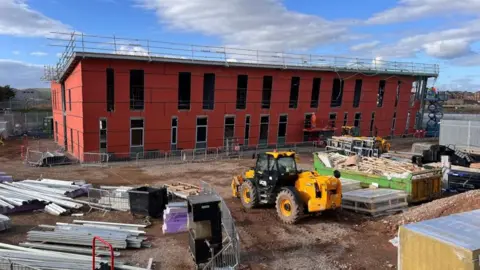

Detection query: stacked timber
xmin=325 ymin=152 xmax=424 ymax=178
xmin=0 ymin=214 xmax=10 ymax=231
xmin=162 ymin=202 xmax=188 ymax=234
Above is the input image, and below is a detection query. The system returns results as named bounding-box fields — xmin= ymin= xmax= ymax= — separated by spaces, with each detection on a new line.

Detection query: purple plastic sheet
xmin=0 ymin=175 xmax=13 ymax=183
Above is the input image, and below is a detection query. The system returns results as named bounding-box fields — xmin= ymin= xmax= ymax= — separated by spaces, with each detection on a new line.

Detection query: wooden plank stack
xmin=327 ymin=153 xmax=423 ymax=177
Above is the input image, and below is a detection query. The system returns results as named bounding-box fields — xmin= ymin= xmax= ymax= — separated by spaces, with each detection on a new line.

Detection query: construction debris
xmin=326 ymin=152 xmax=423 ymax=178
xmin=27 ymin=221 xmax=150 ymax=249
xmin=165 ymin=182 xmax=200 ymax=199
xmin=314 ymin=152 xmax=442 ymax=203
xmin=26 ymin=151 xmax=73 ymax=167
xmin=0 ymin=214 xmax=10 ymax=231
xmin=0 ymin=242 xmax=149 ymax=270
xmin=162 ymin=202 xmax=188 ymax=234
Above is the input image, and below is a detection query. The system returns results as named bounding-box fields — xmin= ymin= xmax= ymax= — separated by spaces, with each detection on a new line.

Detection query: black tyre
xmin=275 ymin=187 xmax=304 ymax=224
xmin=240 ymin=180 xmax=259 ymax=209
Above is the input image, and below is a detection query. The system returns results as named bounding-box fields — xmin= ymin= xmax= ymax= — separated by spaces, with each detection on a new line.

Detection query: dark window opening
xmin=278 ymin=115 xmax=288 ymax=138
xmin=196 ymin=117 xmax=208 ymax=148
xmin=343 ymin=112 xmax=348 ymax=126
xmin=130 ymin=119 xmax=144 ymax=147
xmin=304 ymin=114 xmax=312 ymax=129
xmin=70 ymin=129 xmax=73 ymax=152
xmin=61 ymin=86 xmax=66 ymax=111
xmin=310 ymin=78 xmax=321 ymax=108
xmin=328 ymin=113 xmax=337 ymax=128
xmin=236 ymin=75 xmax=248 ymax=110
xmin=224 ymin=116 xmax=235 ymax=145
xmin=68 ymin=89 xmax=72 ymax=111
xmin=202 ymin=73 xmax=215 ymax=110
xmin=130 ymin=70 xmax=144 ymax=110
xmin=54 ymin=121 xmax=58 ymax=142
xmin=100 ymin=119 xmax=107 ymax=142
xmin=259 ymin=116 xmax=269 ymax=144
xmin=303 ymin=114 xmax=312 ymax=141
xmin=354 ymin=113 xmax=361 ymax=128
xmin=369 ymin=112 xmax=375 ymax=136
xmin=106 ymin=68 xmax=115 ymax=112
xmin=178 ymin=72 xmax=191 ymax=110
xmin=262 ymin=76 xmax=273 ymax=109
xmin=289 ymin=77 xmax=300 ymax=109
xmin=171 ymin=117 xmax=178 ymax=145
xmin=377 ymin=80 xmax=386 ymax=107
xmin=395 ymin=81 xmax=401 ymax=107
xmin=330 ymin=78 xmax=344 ymax=107
xmin=244 ymin=116 xmax=251 ymax=145
xmin=353 ymin=79 xmax=362 ymax=108
xmin=392 ymin=112 xmax=397 ymax=134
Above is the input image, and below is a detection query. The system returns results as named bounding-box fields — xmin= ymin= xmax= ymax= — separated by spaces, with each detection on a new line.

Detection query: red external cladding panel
xmin=50 ymin=58 xmax=418 ymax=159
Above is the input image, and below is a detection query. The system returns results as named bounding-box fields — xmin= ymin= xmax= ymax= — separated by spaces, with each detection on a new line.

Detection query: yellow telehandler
xmin=232 ymin=151 xmax=342 ymax=224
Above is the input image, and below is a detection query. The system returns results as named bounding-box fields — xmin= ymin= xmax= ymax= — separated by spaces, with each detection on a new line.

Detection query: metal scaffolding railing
xmin=43 ymin=32 xmax=440 ymax=81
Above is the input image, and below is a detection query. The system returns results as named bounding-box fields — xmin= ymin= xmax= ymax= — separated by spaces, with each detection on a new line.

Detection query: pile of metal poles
xmin=26 ymin=220 xmax=150 ymax=249
xmin=0 ymin=242 xmax=149 ymax=270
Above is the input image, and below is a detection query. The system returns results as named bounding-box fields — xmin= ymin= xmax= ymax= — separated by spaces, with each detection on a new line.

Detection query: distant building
xmin=45 ymin=33 xmax=439 ymax=161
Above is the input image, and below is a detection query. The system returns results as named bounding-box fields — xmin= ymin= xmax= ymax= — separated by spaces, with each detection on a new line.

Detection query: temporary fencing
xmin=200 ymin=181 xmax=240 ymax=270
xmin=82 ymin=141 xmax=319 ymax=167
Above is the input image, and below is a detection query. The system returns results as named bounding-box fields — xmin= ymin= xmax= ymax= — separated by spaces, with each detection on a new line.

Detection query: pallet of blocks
xmin=342 ymin=188 xmax=408 ymax=216
xmin=0 ymin=214 xmax=10 ymax=231
xmin=162 ymin=202 xmax=188 ymax=234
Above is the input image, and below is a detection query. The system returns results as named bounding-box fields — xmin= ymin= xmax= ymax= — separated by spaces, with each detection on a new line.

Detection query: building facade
xmin=48 ymin=38 xmax=438 ymax=160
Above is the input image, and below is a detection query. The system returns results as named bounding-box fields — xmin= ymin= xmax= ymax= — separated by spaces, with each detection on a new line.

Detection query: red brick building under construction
xmin=46 ymin=33 xmax=439 ymax=160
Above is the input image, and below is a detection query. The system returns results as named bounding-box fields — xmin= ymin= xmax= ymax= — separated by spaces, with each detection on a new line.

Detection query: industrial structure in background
xmin=43 ymin=32 xmax=439 ymax=161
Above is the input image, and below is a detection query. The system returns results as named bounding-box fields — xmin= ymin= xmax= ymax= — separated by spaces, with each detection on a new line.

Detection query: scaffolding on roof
xmin=42 ymin=32 xmax=440 ymax=82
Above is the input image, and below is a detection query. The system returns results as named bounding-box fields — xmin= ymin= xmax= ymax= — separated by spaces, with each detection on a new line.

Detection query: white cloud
xmin=423 ymin=39 xmax=472 ymax=59
xmin=0 ymin=59 xmax=45 ymax=88
xmin=30 ymin=51 xmax=48 ymax=56
xmin=367 ymin=0 xmax=480 ymax=24
xmin=136 ymin=0 xmax=350 ymax=51
xmin=373 ymin=20 xmax=480 ymax=59
xmin=0 ymin=0 xmax=70 ymax=37
xmin=12 ymin=50 xmax=20 ymax=55
xmin=56 ymin=52 xmax=62 ymax=58
xmin=116 ymin=45 xmax=149 ymax=56
xmin=350 ymin=41 xmax=380 ymax=51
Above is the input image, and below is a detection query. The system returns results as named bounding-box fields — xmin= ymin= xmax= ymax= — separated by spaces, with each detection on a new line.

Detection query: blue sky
xmin=1 ymin=0 xmax=479 ymax=90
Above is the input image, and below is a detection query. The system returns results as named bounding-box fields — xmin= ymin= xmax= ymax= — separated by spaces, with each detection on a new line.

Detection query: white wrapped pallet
xmin=0 ymin=214 xmax=11 ymax=231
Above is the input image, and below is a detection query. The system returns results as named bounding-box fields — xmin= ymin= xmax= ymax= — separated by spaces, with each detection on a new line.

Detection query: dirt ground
xmin=0 ymin=137 xmax=462 ymax=270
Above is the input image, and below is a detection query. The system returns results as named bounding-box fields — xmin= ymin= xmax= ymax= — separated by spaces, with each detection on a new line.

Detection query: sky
xmin=0 ymin=0 xmax=479 ymax=90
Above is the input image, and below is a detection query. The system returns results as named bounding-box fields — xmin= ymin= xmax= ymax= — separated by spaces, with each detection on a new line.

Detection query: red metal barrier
xmin=92 ymin=236 xmax=114 ymax=270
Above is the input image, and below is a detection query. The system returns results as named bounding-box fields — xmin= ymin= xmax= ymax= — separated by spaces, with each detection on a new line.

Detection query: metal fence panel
xmin=200 ymin=181 xmax=240 ymax=270
xmin=440 ymin=120 xmax=480 ymax=150
xmin=0 ymin=257 xmax=41 ymax=270
xmin=82 ymin=152 xmax=109 ymax=167
xmin=82 ymin=141 xmax=320 ymax=168
xmin=87 ymin=187 xmax=130 ymax=211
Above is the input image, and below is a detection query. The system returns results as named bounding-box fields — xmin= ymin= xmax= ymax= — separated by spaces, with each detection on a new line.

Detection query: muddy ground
xmin=0 ymin=137 xmax=445 ymax=270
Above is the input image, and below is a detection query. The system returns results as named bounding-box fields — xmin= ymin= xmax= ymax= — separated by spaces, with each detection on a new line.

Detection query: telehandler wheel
xmin=275 ymin=187 xmax=304 ymax=224
xmin=240 ymin=180 xmax=258 ymax=209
